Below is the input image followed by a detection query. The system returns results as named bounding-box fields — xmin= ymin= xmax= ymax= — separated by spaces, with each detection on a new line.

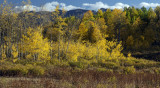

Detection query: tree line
xmin=0 ymin=0 xmax=160 ymax=62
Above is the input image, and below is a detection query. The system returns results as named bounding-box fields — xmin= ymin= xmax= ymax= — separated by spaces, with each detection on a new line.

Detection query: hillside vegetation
xmin=0 ymin=0 xmax=160 ymax=87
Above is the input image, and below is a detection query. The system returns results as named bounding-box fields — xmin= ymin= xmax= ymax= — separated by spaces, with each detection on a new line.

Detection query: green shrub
xmin=134 ymin=62 xmax=158 ymax=69
xmin=134 ymin=62 xmax=146 ymax=69
xmin=15 ymin=59 xmax=34 ymax=65
xmin=28 ymin=65 xmax=45 ymax=76
xmin=50 ymin=59 xmax=69 ymax=67
xmin=123 ymin=60 xmax=134 ymax=66
xmin=123 ymin=66 xmax=135 ymax=74
xmin=69 ymin=61 xmax=89 ymax=69
xmin=154 ymin=68 xmax=160 ymax=74
xmin=50 ymin=59 xmax=61 ymax=65
xmin=91 ymin=62 xmax=99 ymax=67
xmin=0 ymin=69 xmax=20 ymax=76
xmin=96 ymin=68 xmax=107 ymax=72
xmin=59 ymin=61 xmax=70 ymax=67
xmin=69 ymin=62 xmax=84 ymax=68
xmin=99 ymin=62 xmax=120 ymax=70
xmin=0 ymin=64 xmax=28 ymax=76
xmin=13 ymin=64 xmax=28 ymax=75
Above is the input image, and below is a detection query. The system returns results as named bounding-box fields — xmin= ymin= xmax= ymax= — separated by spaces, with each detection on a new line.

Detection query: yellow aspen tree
xmin=82 ymin=10 xmax=94 ymax=21
xmin=95 ymin=9 xmax=103 ymax=18
xmin=96 ymin=17 xmax=108 ymax=38
xmin=65 ymin=16 xmax=78 ymax=60
xmin=106 ymin=9 xmax=128 ymax=42
xmin=105 ymin=40 xmax=124 ymax=60
xmin=79 ymin=10 xmax=103 ymax=43
xmin=20 ymin=27 xmax=50 ymax=61
xmin=90 ymin=22 xmax=103 ymax=43
xmin=12 ymin=44 xmax=18 ymax=62
xmin=0 ymin=0 xmax=18 ymax=59
xmin=148 ymin=7 xmax=156 ymax=21
xmin=50 ymin=5 xmax=67 ymax=60
xmin=0 ymin=45 xmax=6 ymax=61
xmin=78 ymin=22 xmax=88 ymax=40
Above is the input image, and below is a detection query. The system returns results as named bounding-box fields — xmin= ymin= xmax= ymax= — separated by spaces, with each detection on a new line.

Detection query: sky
xmin=1 ymin=0 xmax=160 ymax=12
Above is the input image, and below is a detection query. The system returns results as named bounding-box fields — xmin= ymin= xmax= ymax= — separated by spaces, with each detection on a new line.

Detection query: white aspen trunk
xmin=58 ymin=34 xmax=60 ymax=61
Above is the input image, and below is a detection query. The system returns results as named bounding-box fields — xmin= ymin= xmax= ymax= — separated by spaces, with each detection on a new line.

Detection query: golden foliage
xmin=50 ymin=38 xmax=124 ymax=62
xmin=20 ymin=27 xmax=50 ymax=60
xmin=12 ymin=44 xmax=19 ymax=63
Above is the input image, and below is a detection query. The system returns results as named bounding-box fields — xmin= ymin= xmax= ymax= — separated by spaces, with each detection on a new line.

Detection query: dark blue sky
xmin=1 ymin=0 xmax=160 ymax=11
xmin=0 ymin=0 xmax=160 ymax=6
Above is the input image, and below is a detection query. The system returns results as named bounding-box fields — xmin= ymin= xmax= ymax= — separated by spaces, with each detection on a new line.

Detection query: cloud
xmin=63 ymin=5 xmax=81 ymax=11
xmin=83 ymin=1 xmax=129 ymax=10
xmin=14 ymin=5 xmax=41 ymax=12
xmin=83 ymin=2 xmax=109 ymax=10
xmin=42 ymin=1 xmax=59 ymax=11
xmin=15 ymin=1 xmax=160 ymax=12
xmin=139 ymin=2 xmax=160 ymax=8
xmin=110 ymin=3 xmax=130 ymax=9
xmin=43 ymin=1 xmax=81 ymax=11
xmin=14 ymin=1 xmax=81 ymax=12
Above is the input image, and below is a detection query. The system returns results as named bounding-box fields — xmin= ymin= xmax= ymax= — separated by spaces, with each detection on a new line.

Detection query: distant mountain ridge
xmin=17 ymin=8 xmax=108 ymax=28
xmin=65 ymin=9 xmax=96 ymax=18
xmin=18 ymin=8 xmax=108 ymax=18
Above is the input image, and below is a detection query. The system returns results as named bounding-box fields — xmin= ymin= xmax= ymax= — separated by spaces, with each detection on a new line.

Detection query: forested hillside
xmin=1 ymin=0 xmax=160 ymax=87
xmin=1 ymin=4 xmax=160 ymax=60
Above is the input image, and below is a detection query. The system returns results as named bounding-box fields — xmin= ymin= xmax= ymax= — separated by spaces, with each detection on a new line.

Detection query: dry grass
xmin=0 ymin=68 xmax=160 ymax=88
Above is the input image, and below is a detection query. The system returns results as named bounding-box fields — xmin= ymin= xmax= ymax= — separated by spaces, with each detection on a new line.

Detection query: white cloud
xmin=15 ymin=1 xmax=160 ymax=12
xmin=83 ymin=2 xmax=109 ymax=10
xmin=83 ymin=1 xmax=129 ymax=10
xmin=139 ymin=2 xmax=160 ymax=8
xmin=14 ymin=1 xmax=81 ymax=12
xmin=14 ymin=5 xmax=41 ymax=12
xmin=42 ymin=1 xmax=59 ymax=11
xmin=43 ymin=1 xmax=81 ymax=11
xmin=110 ymin=3 xmax=129 ymax=9
xmin=64 ymin=5 xmax=81 ymax=11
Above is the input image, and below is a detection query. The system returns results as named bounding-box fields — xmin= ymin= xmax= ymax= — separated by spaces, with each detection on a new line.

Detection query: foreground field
xmin=1 ymin=57 xmax=160 ymax=88
xmin=0 ymin=71 xmax=160 ymax=88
